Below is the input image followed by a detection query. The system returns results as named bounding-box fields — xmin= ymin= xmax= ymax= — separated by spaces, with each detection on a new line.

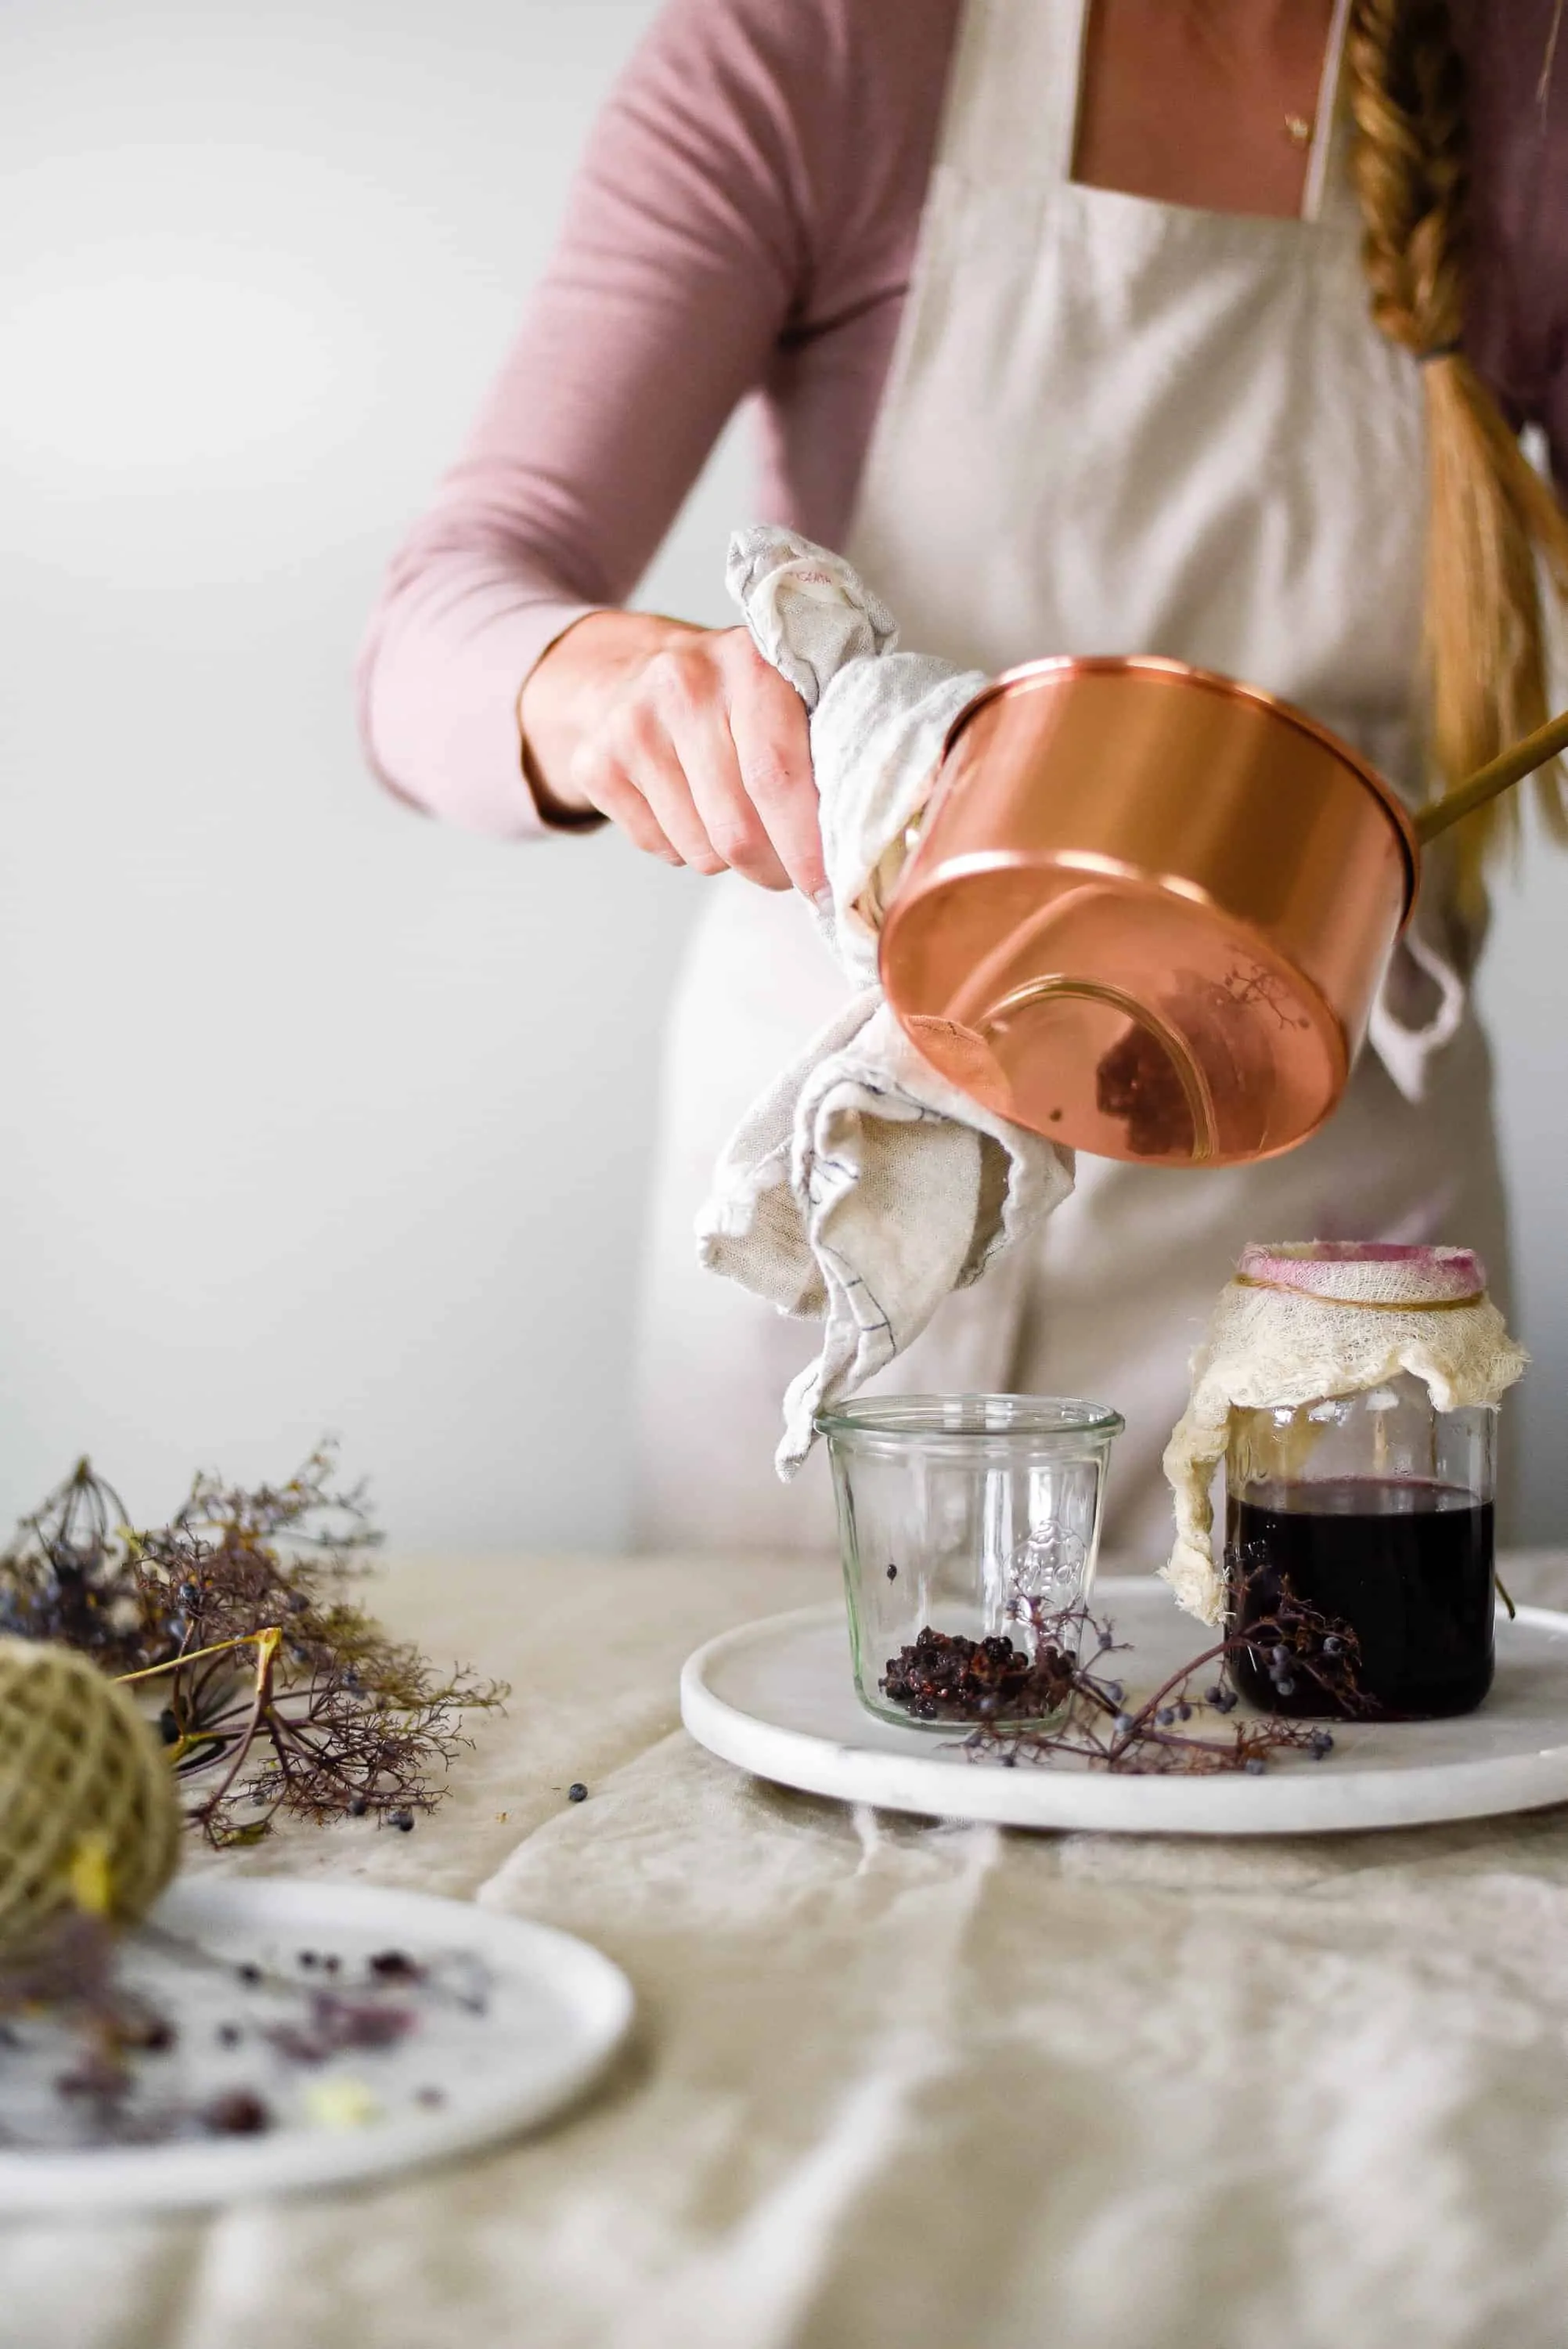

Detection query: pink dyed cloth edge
xmin=1237 ymin=1241 xmax=1487 ymax=1298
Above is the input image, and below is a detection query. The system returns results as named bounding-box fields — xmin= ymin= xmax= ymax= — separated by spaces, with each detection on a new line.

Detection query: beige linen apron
xmin=631 ymin=0 xmax=1508 ymax=1557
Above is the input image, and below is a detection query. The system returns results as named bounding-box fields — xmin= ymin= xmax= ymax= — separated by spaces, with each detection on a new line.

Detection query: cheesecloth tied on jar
xmin=1162 ymin=1243 xmax=1527 ymax=1626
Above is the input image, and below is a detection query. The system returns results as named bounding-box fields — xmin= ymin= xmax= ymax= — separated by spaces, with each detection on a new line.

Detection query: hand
xmin=519 ymin=612 xmax=824 ymax=897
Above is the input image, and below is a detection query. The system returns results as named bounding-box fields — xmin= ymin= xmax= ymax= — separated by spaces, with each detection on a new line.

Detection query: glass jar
xmin=815 ymin=1395 xmax=1123 ymax=1730
xmin=1225 ymin=1371 xmax=1496 ymax=1719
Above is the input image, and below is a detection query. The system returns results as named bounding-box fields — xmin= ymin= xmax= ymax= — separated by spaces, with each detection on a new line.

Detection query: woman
xmin=359 ymin=0 xmax=1568 ymax=1556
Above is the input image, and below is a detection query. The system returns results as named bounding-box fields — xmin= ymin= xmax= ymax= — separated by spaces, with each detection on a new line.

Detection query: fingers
xmin=566 ymin=625 xmax=824 ymax=896
xmin=577 ymin=673 xmax=778 ymax=880
xmin=617 ymin=717 xmax=727 ymax=875
xmin=663 ymin=677 xmax=792 ymax=892
xmin=567 ymin=738 xmax=681 ymax=865
xmin=640 ymin=640 xmax=793 ymax=890
xmin=723 ymin=651 xmax=825 ymax=900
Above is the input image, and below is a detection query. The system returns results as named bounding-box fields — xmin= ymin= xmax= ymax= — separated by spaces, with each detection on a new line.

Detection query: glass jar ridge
xmin=816 ymin=1393 xmax=1124 ymax=1731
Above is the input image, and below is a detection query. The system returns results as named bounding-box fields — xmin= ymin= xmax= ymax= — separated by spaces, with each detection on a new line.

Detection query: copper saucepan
xmin=878 ymin=658 xmax=1568 ymax=1168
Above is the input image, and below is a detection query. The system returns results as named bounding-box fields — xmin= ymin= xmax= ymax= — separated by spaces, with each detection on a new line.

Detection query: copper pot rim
xmin=938 ymin=654 xmax=1422 ymax=918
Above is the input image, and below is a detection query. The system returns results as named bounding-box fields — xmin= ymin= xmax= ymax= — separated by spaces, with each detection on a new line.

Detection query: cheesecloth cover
xmin=1162 ymin=1242 xmax=1527 ymax=1626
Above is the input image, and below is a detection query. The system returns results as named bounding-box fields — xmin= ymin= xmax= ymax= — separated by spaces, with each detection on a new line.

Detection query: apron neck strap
xmin=1306 ymin=0 xmax=1359 ymax=228
xmin=937 ymin=0 xmax=1091 ymax=187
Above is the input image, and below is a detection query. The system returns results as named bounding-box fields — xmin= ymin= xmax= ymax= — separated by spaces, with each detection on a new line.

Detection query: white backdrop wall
xmin=2 ymin=0 xmax=1563 ymax=1550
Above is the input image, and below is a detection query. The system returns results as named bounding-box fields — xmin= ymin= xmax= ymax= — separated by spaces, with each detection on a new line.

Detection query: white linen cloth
xmin=18 ymin=1546 xmax=1568 ymax=2349
xmin=696 ymin=528 xmax=1072 ymax=1474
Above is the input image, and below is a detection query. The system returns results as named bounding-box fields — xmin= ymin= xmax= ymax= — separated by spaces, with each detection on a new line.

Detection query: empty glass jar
xmin=816 ymin=1395 xmax=1123 ymax=1730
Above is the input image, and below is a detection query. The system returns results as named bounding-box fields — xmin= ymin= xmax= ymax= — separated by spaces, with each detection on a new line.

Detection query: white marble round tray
xmin=681 ymin=1577 xmax=1568 ymax=1836
xmin=0 ymin=1876 xmax=633 ymax=2212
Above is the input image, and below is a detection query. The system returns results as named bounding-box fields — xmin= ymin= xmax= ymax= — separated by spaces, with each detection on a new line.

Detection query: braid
xmin=1348 ymin=0 xmax=1568 ymax=923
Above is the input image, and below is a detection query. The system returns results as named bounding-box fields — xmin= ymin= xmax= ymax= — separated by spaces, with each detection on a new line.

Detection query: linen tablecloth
xmin=8 ymin=1549 xmax=1568 ymax=2349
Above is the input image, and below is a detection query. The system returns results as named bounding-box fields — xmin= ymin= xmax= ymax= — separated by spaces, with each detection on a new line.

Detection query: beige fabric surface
xmin=9 ymin=1549 xmax=1568 ymax=2349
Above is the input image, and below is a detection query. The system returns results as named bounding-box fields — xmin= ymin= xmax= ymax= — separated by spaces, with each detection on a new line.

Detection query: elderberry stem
xmin=1120 ymin=1637 xmax=1235 ymax=1730
xmin=188 ymin=1629 xmax=283 ymax=1820
xmin=114 ymin=1627 xmax=283 ymax=1687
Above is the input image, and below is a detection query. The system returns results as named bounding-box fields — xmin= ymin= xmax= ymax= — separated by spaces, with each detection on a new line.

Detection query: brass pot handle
xmin=1414 ymin=706 xmax=1568 ymax=846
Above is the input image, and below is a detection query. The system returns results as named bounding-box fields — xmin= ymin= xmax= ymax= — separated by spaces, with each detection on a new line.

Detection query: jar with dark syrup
xmin=1225 ymin=1373 xmax=1495 ymax=1719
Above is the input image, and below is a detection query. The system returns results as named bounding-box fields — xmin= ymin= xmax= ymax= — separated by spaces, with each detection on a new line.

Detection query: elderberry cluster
xmin=1257 ymin=1641 xmax=1301 ymax=1699
xmin=881 ymin=1626 xmax=1072 ymax=1722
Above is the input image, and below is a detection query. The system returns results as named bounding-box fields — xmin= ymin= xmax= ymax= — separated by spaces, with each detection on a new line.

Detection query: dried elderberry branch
xmin=950 ymin=1577 xmax=1363 ymax=1773
xmin=874 ymin=1567 xmax=1364 ymax=1775
xmin=1 ymin=1445 xmax=507 ymax=1846
xmin=0 ymin=1459 xmax=148 ymax=1669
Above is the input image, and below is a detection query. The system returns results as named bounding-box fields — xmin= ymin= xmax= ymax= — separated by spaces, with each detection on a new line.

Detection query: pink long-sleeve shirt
xmin=358 ymin=0 xmax=1568 ymax=840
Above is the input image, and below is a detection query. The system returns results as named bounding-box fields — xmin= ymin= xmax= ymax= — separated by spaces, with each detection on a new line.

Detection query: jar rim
xmin=1240 ymin=1239 xmax=1485 ymax=1281
xmin=813 ymin=1392 xmax=1125 ymax=1442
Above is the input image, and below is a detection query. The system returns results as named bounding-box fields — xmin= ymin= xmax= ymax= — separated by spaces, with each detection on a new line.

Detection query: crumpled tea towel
xmin=696 ymin=529 xmax=1074 ymax=1475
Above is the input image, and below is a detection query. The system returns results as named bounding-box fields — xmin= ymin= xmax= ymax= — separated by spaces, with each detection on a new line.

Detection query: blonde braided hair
xmin=1348 ymin=0 xmax=1568 ymax=922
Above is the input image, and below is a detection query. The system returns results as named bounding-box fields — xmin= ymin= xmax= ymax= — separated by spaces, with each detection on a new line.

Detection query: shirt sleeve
xmin=355 ymin=0 xmax=827 ymax=838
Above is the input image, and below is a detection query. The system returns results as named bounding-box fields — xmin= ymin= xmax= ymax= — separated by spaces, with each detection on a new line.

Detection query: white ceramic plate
xmin=681 ymin=1576 xmax=1568 ymax=1836
xmin=0 ymin=1876 xmax=633 ymax=2212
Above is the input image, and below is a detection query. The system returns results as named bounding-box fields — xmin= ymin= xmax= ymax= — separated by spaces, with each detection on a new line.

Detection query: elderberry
xmin=880 ymin=1623 xmax=1072 ymax=1723
xmin=202 ymin=2089 xmax=271 ymax=2135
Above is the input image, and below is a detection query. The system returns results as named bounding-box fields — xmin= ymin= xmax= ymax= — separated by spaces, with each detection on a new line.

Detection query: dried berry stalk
xmin=0 ymin=1458 xmax=146 ymax=1670
xmin=880 ymin=1575 xmax=1367 ymax=1775
xmin=0 ymin=1447 xmax=506 ymax=1846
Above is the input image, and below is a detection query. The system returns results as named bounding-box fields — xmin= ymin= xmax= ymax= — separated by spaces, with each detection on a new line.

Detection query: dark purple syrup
xmin=1226 ymin=1478 xmax=1494 ymax=1720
